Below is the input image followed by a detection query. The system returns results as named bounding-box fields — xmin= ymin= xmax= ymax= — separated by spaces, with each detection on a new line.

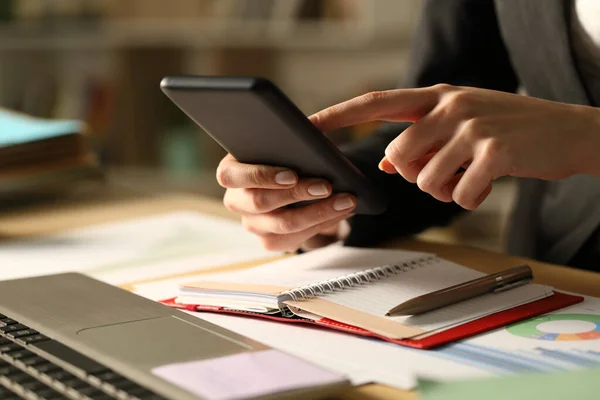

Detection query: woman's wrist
xmin=572 ymin=105 xmax=600 ymax=177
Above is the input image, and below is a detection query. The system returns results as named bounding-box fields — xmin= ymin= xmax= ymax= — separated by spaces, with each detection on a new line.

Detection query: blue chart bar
xmin=534 ymin=348 xmax=600 ymax=368
xmin=430 ymin=343 xmax=600 ymax=374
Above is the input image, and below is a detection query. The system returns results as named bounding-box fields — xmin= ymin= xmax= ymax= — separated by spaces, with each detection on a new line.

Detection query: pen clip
xmin=493 ymin=278 xmax=532 ymax=293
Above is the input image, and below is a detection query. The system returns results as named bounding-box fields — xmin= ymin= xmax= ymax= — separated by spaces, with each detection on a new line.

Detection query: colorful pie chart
xmin=507 ymin=314 xmax=600 ymax=341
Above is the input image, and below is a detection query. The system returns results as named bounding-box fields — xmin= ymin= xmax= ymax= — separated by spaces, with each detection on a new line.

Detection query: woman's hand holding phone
xmin=217 ymin=154 xmax=355 ymax=252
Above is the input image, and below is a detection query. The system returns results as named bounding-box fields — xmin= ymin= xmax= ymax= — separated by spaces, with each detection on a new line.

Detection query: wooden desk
xmin=2 ymin=193 xmax=600 ymax=400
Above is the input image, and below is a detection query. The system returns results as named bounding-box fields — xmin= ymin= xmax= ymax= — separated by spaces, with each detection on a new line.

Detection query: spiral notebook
xmin=163 ymin=246 xmax=583 ymax=348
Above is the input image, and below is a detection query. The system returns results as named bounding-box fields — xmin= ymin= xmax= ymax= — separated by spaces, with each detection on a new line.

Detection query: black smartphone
xmin=160 ymin=76 xmax=387 ymax=215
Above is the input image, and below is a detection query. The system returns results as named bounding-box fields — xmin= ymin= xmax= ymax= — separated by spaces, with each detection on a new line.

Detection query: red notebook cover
xmin=160 ymin=291 xmax=583 ymax=349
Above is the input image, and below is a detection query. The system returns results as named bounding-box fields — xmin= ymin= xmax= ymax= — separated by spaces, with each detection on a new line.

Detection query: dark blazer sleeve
xmin=343 ymin=0 xmax=519 ymax=247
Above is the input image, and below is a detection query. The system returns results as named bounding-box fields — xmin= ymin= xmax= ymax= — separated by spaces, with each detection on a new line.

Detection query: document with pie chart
xmin=424 ymin=296 xmax=600 ymax=374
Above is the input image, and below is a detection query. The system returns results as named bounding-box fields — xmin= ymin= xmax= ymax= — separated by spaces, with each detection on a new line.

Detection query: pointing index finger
xmin=308 ymin=86 xmax=440 ymax=133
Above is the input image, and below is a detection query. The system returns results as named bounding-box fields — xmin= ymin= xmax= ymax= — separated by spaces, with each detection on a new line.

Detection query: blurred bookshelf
xmin=0 ymin=1 xmax=417 ymax=50
xmin=0 ymin=0 xmax=420 ymax=174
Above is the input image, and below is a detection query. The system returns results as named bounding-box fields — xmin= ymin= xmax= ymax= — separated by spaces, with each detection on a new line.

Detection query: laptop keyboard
xmin=0 ymin=313 xmax=167 ymax=400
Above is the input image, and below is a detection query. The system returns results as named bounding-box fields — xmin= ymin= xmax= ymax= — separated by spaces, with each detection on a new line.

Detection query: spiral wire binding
xmin=281 ymin=255 xmax=438 ymax=304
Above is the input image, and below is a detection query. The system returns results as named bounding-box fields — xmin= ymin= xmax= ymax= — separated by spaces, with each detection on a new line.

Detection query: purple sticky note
xmin=152 ymin=349 xmax=346 ymax=399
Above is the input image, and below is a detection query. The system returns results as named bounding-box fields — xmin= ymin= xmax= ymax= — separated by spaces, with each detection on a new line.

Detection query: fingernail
xmin=378 ymin=158 xmax=397 ymax=174
xmin=308 ymin=182 xmax=329 ymax=196
xmin=333 ymin=195 xmax=355 ymax=211
xmin=275 ymin=170 xmax=297 ymax=185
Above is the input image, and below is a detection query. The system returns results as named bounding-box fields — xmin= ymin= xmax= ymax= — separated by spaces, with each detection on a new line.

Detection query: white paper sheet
xmin=0 ymin=211 xmax=275 ymax=284
xmin=181 ymin=311 xmax=489 ymax=390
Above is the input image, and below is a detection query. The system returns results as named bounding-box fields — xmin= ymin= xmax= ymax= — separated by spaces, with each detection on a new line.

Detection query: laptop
xmin=0 ymin=273 xmax=350 ymax=400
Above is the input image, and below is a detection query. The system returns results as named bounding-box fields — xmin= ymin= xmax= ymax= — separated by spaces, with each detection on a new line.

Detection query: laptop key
xmin=0 ymin=343 xmax=21 ymax=353
xmin=8 ymin=329 xmax=38 ymax=339
xmin=0 ymin=364 xmax=20 ymax=376
xmin=36 ymin=387 xmax=67 ymax=399
xmin=32 ymin=340 xmax=108 ymax=374
xmin=63 ymin=377 xmax=88 ymax=389
xmin=0 ymin=337 xmax=11 ymax=345
xmin=20 ymin=334 xmax=50 ymax=345
xmin=6 ymin=371 xmax=36 ymax=384
xmin=45 ymin=369 xmax=75 ymax=382
xmin=20 ymin=379 xmax=50 ymax=392
xmin=1 ymin=324 xmax=27 ymax=333
xmin=34 ymin=361 xmax=61 ymax=373
xmin=0 ymin=318 xmax=18 ymax=326
xmin=6 ymin=349 xmax=35 ymax=361
xmin=0 ymin=385 xmax=17 ymax=396
xmin=19 ymin=355 xmax=47 ymax=367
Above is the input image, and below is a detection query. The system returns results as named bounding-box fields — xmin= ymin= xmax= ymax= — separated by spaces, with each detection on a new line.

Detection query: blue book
xmin=0 ymin=108 xmax=84 ymax=148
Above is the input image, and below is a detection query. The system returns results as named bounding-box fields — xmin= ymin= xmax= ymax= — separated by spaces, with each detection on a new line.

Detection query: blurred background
xmin=0 ymin=0 xmax=516 ymax=252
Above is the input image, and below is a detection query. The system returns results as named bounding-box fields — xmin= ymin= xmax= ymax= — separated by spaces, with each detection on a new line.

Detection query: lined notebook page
xmin=200 ymin=245 xmax=433 ymax=288
xmin=319 ymin=258 xmax=552 ymax=331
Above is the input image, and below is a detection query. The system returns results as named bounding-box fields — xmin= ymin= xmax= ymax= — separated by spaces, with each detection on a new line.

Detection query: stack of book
xmin=0 ymin=108 xmax=101 ymax=199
